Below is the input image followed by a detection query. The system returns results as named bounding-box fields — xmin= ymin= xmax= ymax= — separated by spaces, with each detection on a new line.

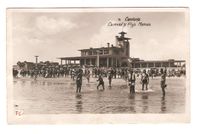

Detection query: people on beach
xmin=97 ymin=75 xmax=105 ymax=90
xmin=13 ymin=60 xmax=187 ymax=97
xmin=141 ymin=69 xmax=149 ymax=90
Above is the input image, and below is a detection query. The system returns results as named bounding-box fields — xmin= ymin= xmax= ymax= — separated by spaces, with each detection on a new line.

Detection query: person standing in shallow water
xmin=161 ymin=70 xmax=167 ymax=96
xmin=141 ymin=69 xmax=149 ymax=90
xmin=86 ymin=69 xmax=90 ymax=83
xmin=97 ymin=75 xmax=105 ymax=90
xmin=76 ymin=69 xmax=83 ymax=93
xmin=128 ymin=70 xmax=136 ymax=94
xmin=108 ymin=72 xmax=113 ymax=87
xmin=34 ymin=67 xmax=38 ymax=80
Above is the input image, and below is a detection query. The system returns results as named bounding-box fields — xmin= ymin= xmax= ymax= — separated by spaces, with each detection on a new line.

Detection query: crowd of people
xmin=13 ymin=64 xmax=185 ymax=96
xmin=73 ymin=67 xmax=168 ymax=96
xmin=13 ymin=65 xmax=185 ymax=79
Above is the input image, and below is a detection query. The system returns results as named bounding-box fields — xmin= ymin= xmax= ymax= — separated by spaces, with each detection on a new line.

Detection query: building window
xmin=81 ymin=51 xmax=85 ymax=56
xmin=162 ymin=62 xmax=169 ymax=67
xmin=148 ymin=63 xmax=154 ymax=67
xmin=99 ymin=50 xmax=103 ymax=55
xmin=104 ymin=50 xmax=109 ymax=54
xmin=85 ymin=51 xmax=88 ymax=56
xmin=141 ymin=63 xmax=147 ymax=68
xmin=93 ymin=51 xmax=97 ymax=55
xmin=135 ymin=63 xmax=140 ymax=68
xmin=113 ymin=49 xmax=119 ymax=55
xmin=155 ymin=63 xmax=161 ymax=67
xmin=88 ymin=51 xmax=92 ymax=55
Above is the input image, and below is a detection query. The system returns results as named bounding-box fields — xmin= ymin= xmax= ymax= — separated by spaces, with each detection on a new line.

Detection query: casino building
xmin=59 ymin=31 xmax=131 ymax=67
xmin=58 ymin=31 xmax=185 ymax=69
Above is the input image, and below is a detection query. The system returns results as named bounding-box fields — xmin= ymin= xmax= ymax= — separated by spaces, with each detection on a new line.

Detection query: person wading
xmin=161 ymin=70 xmax=167 ymax=96
xmin=76 ymin=69 xmax=83 ymax=93
xmin=141 ymin=69 xmax=149 ymax=90
xmin=97 ymin=75 xmax=105 ymax=90
xmin=128 ymin=70 xmax=136 ymax=94
xmin=86 ymin=69 xmax=90 ymax=83
xmin=108 ymin=72 xmax=113 ymax=87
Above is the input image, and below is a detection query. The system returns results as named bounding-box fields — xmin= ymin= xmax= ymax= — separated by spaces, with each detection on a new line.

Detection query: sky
xmin=7 ymin=9 xmax=189 ymax=64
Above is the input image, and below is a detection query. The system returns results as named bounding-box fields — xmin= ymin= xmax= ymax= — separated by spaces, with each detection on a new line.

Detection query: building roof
xmin=78 ymin=46 xmax=122 ymax=51
xmin=132 ymin=59 xmax=186 ymax=63
xmin=119 ymin=31 xmax=127 ymax=35
xmin=58 ymin=55 xmax=128 ymax=60
xmin=116 ymin=37 xmax=131 ymax=40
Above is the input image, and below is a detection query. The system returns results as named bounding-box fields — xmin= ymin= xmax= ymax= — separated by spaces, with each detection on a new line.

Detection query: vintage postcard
xmin=7 ymin=8 xmax=190 ymax=124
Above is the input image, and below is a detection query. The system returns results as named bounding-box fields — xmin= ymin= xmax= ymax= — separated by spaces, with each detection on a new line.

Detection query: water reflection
xmin=30 ymin=80 xmax=38 ymax=86
xmin=120 ymin=85 xmax=128 ymax=90
xmin=129 ymin=94 xmax=135 ymax=100
xmin=13 ymin=80 xmax=18 ymax=85
xmin=128 ymin=94 xmax=136 ymax=113
xmin=20 ymin=80 xmax=26 ymax=86
xmin=161 ymin=96 xmax=167 ymax=113
xmin=47 ymin=82 xmax=52 ymax=86
xmin=75 ymin=94 xmax=83 ymax=113
xmin=13 ymin=77 xmax=185 ymax=114
xmin=86 ymin=83 xmax=91 ymax=87
xmin=141 ymin=93 xmax=149 ymax=113
xmin=42 ymin=81 xmax=46 ymax=86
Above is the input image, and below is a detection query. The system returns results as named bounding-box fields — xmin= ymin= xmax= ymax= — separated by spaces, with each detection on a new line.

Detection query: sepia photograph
xmin=6 ymin=8 xmax=190 ymax=123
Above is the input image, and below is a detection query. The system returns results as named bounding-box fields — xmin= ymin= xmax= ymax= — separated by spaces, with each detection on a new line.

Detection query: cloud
xmin=35 ymin=16 xmax=77 ymax=35
xmin=90 ymin=22 xmax=128 ymax=47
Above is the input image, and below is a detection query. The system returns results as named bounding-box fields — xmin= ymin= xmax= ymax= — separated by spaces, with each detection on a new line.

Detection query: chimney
xmin=107 ymin=43 xmax=110 ymax=48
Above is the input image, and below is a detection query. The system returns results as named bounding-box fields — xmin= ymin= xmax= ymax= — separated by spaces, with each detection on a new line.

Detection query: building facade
xmin=59 ymin=31 xmax=131 ymax=67
xmin=16 ymin=61 xmax=59 ymax=70
xmin=59 ymin=31 xmax=186 ymax=69
xmin=131 ymin=58 xmax=185 ymax=70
